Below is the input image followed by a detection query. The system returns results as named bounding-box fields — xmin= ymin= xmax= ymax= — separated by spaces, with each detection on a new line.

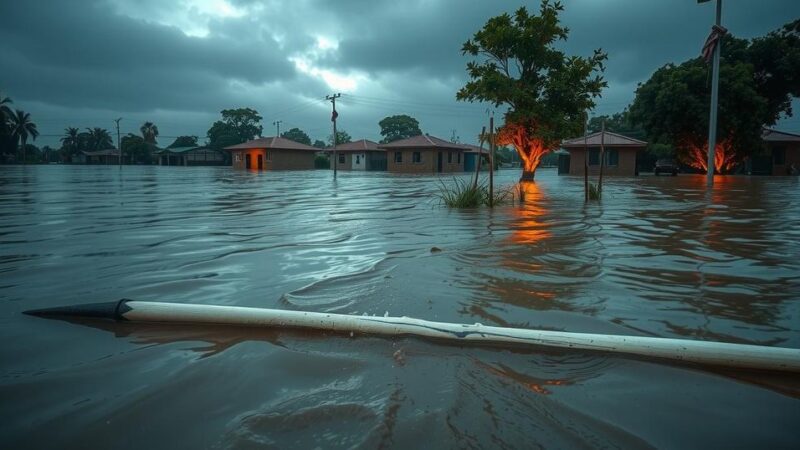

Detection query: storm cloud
xmin=1 ymin=0 xmax=797 ymax=148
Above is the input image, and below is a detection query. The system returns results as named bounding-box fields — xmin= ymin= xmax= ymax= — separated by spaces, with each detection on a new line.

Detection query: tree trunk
xmin=21 ymin=136 xmax=26 ymax=165
xmin=520 ymin=169 xmax=536 ymax=181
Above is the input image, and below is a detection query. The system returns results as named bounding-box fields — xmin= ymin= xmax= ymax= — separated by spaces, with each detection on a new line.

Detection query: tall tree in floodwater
xmin=9 ymin=109 xmax=38 ymax=164
xmin=140 ymin=121 xmax=159 ymax=145
xmin=60 ymin=127 xmax=80 ymax=162
xmin=457 ymin=1 xmax=607 ymax=180
xmin=85 ymin=127 xmax=113 ymax=151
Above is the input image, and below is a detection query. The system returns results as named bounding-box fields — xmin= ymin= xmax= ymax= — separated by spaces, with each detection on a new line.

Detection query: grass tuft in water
xmin=588 ymin=182 xmax=601 ymax=201
xmin=436 ymin=178 xmax=515 ymax=208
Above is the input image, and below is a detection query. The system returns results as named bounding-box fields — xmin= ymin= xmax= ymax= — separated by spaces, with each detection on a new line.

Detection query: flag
xmin=331 ymin=109 xmax=338 ymax=122
xmin=701 ymin=24 xmax=727 ymax=63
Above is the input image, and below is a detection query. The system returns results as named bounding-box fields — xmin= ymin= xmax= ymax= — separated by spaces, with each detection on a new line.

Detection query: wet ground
xmin=1 ymin=165 xmax=798 ymax=449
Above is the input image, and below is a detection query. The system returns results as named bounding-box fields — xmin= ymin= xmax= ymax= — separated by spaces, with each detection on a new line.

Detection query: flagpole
xmin=706 ymin=0 xmax=722 ymax=187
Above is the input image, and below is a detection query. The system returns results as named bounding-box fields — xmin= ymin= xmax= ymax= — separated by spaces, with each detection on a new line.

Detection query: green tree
xmin=378 ymin=114 xmax=422 ymax=143
xmin=0 ymin=93 xmax=15 ymax=159
xmin=167 ymin=135 xmax=198 ymax=148
xmin=85 ymin=127 xmax=113 ymax=151
xmin=312 ymin=139 xmax=327 ymax=149
xmin=281 ymin=127 xmax=311 ymax=145
xmin=9 ymin=109 xmax=39 ymax=164
xmin=0 ymin=92 xmax=12 ymax=123
xmin=60 ymin=127 xmax=81 ymax=162
xmin=207 ymin=108 xmax=263 ymax=150
xmin=328 ymin=130 xmax=352 ymax=146
xmin=629 ymin=19 xmax=799 ymax=173
xmin=140 ymin=121 xmax=159 ymax=144
xmin=121 ymin=133 xmax=156 ymax=164
xmin=457 ymin=1 xmax=607 ymax=180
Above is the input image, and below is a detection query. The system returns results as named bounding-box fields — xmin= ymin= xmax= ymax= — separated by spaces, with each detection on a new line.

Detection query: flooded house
xmin=559 ymin=131 xmax=647 ymax=176
xmin=378 ymin=134 xmax=466 ymax=174
xmin=225 ymin=136 xmax=317 ymax=170
xmin=461 ymin=143 xmax=490 ymax=172
xmin=76 ymin=149 xmax=120 ymax=165
xmin=751 ymin=128 xmax=800 ymax=175
xmin=330 ymin=139 xmax=387 ymax=171
xmin=156 ymin=146 xmax=225 ymax=166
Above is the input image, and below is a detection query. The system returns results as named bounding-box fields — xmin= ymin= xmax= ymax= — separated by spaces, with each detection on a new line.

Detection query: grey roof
xmin=562 ymin=131 xmax=647 ymax=148
xmin=377 ymin=134 xmax=468 ymax=150
xmin=81 ymin=149 xmax=120 ymax=156
xmin=762 ymin=128 xmax=800 ymax=142
xmin=328 ymin=139 xmax=382 ymax=152
xmin=224 ymin=136 xmax=318 ymax=151
xmin=158 ymin=146 xmax=212 ymax=154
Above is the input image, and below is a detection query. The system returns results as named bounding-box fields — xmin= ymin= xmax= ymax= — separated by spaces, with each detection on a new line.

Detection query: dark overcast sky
xmin=1 ymin=0 xmax=798 ymax=148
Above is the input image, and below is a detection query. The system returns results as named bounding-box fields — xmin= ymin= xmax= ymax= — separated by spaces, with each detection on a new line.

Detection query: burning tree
xmin=629 ymin=19 xmax=800 ymax=173
xmin=456 ymin=1 xmax=607 ymax=180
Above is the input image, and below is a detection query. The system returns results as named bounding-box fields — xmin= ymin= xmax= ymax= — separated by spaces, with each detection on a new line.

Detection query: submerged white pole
xmin=26 ymin=300 xmax=800 ymax=372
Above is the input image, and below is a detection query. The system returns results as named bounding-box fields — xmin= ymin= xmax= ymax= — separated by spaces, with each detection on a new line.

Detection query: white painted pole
xmin=706 ymin=0 xmax=722 ymax=187
xmin=26 ymin=300 xmax=800 ymax=372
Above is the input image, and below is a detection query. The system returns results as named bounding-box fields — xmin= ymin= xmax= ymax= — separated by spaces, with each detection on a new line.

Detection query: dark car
xmin=654 ymin=159 xmax=678 ymax=176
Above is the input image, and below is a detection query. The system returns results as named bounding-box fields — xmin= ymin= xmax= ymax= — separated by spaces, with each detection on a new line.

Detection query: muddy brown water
xmin=1 ymin=165 xmax=798 ymax=449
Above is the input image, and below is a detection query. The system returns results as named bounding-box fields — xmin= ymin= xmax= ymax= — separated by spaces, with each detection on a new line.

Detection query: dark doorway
xmin=437 ymin=152 xmax=443 ymax=173
xmin=245 ymin=153 xmax=252 ymax=169
xmin=257 ymin=154 xmax=263 ymax=170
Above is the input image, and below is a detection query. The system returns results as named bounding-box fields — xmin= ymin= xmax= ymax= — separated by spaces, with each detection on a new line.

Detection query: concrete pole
xmin=706 ymin=0 xmax=722 ymax=187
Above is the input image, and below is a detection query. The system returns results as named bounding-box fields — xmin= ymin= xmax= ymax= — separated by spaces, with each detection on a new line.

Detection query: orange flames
xmin=683 ymin=139 xmax=737 ymax=174
xmin=496 ymin=122 xmax=554 ymax=177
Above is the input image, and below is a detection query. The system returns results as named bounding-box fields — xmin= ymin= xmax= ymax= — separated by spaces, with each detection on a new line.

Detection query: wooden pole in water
xmin=24 ymin=300 xmax=800 ymax=372
xmin=598 ymin=119 xmax=605 ymax=198
xmin=584 ymin=117 xmax=589 ymax=202
xmin=488 ymin=115 xmax=495 ymax=207
xmin=473 ymin=126 xmax=486 ymax=189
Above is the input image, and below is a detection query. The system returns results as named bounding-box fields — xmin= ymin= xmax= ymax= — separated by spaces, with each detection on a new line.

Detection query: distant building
xmin=461 ymin=143 xmax=490 ymax=172
xmin=77 ymin=149 xmax=120 ymax=165
xmin=155 ymin=146 xmax=225 ymax=166
xmin=752 ymin=129 xmax=800 ymax=175
xmin=378 ymin=134 xmax=466 ymax=174
xmin=560 ymin=131 xmax=647 ymax=176
xmin=329 ymin=139 xmax=387 ymax=171
xmin=225 ymin=137 xmax=317 ymax=170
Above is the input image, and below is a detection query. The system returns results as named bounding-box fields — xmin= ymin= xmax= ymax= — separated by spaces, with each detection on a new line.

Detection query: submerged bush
xmin=588 ymin=182 xmax=601 ymax=200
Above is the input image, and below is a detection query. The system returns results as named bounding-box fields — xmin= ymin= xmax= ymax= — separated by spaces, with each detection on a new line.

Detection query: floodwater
xmin=1 ymin=165 xmax=799 ymax=449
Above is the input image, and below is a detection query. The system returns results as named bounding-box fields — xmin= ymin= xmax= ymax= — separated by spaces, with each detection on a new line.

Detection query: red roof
xmin=224 ymin=136 xmax=318 ymax=151
xmin=329 ymin=139 xmax=382 ymax=152
xmin=377 ymin=134 xmax=468 ymax=150
xmin=561 ymin=131 xmax=647 ymax=148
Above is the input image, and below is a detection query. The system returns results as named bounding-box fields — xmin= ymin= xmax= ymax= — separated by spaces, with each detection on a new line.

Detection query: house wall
xmin=768 ymin=142 xmax=800 ymax=175
xmin=333 ymin=152 xmax=353 ymax=171
xmin=386 ymin=149 xmax=464 ymax=173
xmin=231 ymin=149 xmax=315 ymax=170
xmin=566 ymin=147 xmax=639 ymax=176
xmin=332 ymin=151 xmax=387 ymax=171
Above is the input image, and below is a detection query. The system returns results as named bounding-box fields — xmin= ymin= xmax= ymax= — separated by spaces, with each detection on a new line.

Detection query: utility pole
xmin=598 ymin=118 xmax=605 ymax=198
xmin=584 ymin=115 xmax=589 ymax=202
xmin=326 ymin=93 xmax=341 ymax=179
xmin=273 ymin=120 xmax=282 ymax=137
xmin=488 ymin=115 xmax=494 ymax=207
xmin=705 ymin=0 xmax=723 ymax=187
xmin=115 ymin=118 xmax=122 ymax=168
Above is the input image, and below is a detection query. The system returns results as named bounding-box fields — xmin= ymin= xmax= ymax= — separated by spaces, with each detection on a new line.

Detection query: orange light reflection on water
xmin=508 ymin=181 xmax=552 ymax=245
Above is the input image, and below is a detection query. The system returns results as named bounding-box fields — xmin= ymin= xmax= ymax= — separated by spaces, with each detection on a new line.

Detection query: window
xmin=394 ymin=152 xmax=403 ymax=163
xmin=588 ymin=149 xmax=599 ymax=165
xmin=457 ymin=152 xmax=461 ymax=163
xmin=412 ymin=152 xmax=422 ymax=163
xmin=234 ymin=153 xmax=242 ymax=162
xmin=606 ymin=149 xmax=619 ymax=166
xmin=266 ymin=151 xmax=272 ymax=162
xmin=773 ymin=147 xmax=786 ymax=165
xmin=339 ymin=153 xmax=345 ymax=164
xmin=448 ymin=152 xmax=453 ymax=163
xmin=356 ymin=154 xmax=361 ymax=164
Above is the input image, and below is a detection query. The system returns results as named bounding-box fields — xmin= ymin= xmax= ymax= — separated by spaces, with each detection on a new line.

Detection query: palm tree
xmin=140 ymin=121 xmax=159 ymax=144
xmin=86 ymin=127 xmax=113 ymax=151
xmin=9 ymin=109 xmax=38 ymax=164
xmin=60 ymin=127 xmax=80 ymax=162
xmin=0 ymin=93 xmax=12 ymax=123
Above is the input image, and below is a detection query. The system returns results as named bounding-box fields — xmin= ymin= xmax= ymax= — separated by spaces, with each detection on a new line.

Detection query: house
xmin=330 ymin=139 xmax=387 ymax=171
xmin=78 ymin=149 xmax=120 ymax=165
xmin=559 ymin=131 xmax=647 ymax=176
xmin=156 ymin=146 xmax=225 ymax=166
xmin=461 ymin=143 xmax=490 ymax=172
xmin=751 ymin=128 xmax=800 ymax=175
xmin=225 ymin=136 xmax=317 ymax=170
xmin=378 ymin=134 xmax=466 ymax=174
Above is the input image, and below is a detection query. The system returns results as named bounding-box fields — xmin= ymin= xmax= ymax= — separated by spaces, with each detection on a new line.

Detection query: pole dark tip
xmin=24 ymin=299 xmax=133 ymax=321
